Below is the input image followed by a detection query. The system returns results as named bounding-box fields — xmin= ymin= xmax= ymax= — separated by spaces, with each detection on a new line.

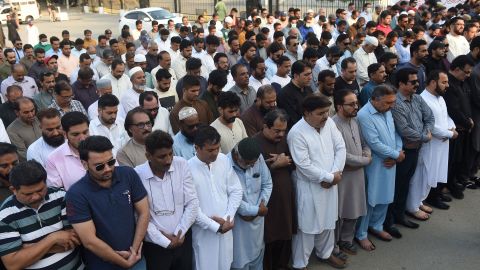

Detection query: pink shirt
xmin=57 ymin=54 xmax=79 ymax=78
xmin=46 ymin=141 xmax=86 ymax=190
xmin=376 ymin=24 xmax=392 ymax=36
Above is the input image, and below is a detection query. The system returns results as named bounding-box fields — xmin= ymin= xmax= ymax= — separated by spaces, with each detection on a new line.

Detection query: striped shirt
xmin=0 ymin=187 xmax=84 ymax=270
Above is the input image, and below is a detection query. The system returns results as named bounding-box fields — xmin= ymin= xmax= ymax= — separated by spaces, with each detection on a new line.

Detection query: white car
xmin=118 ymin=7 xmax=182 ymax=34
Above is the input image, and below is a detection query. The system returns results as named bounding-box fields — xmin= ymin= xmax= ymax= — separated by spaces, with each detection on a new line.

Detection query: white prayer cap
xmin=134 ymin=54 xmax=146 ymax=63
xmin=129 ymin=66 xmax=143 ymax=78
xmin=224 ymin=16 xmax=233 ymax=24
xmin=307 ymin=9 xmax=314 ymax=14
xmin=96 ymin=79 xmax=111 ymax=89
xmin=178 ymin=107 xmax=198 ymax=120
xmin=364 ymin=36 xmax=378 ymax=47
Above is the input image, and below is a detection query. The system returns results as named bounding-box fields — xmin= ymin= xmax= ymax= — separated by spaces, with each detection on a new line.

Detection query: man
xmin=202 ymin=35 xmax=220 ymax=76
xmin=379 ymin=52 xmax=399 ymax=88
xmin=72 ymin=67 xmax=98 ymax=110
xmin=0 ymin=49 xmax=16 ymax=80
xmin=88 ymin=79 xmax=114 ymax=120
xmin=443 ymin=56 xmax=475 ymax=199
xmin=271 ymin=56 xmax=291 ymax=89
xmin=101 ymin=59 xmax=132 ymax=98
xmin=166 ymin=36 xmax=182 ymax=61
xmin=139 ymin=91 xmax=173 ymax=135
xmin=249 ymin=57 xmax=271 ymax=92
xmin=70 ymin=53 xmax=100 ymax=83
xmin=229 ymin=64 xmax=256 ymax=113
xmin=96 ymin=35 xmax=110 ymax=58
xmin=26 ymin=18 xmax=39 ymax=44
xmin=312 ymin=46 xmax=343 ymax=89
xmin=156 ymin=29 xmax=171 ymax=52
xmin=145 ymin=41 xmax=159 ymax=73
xmin=89 ymin=94 xmax=128 ymax=156
xmin=28 ymin=47 xmax=49 ymax=84
xmin=170 ymin=75 xmax=213 ymax=134
xmin=376 ymin=11 xmax=392 ymax=36
xmin=121 ymin=67 xmax=151 ymax=114
xmin=19 ymin=44 xmax=35 ymax=70
xmin=353 ymin=36 xmax=378 ymax=86
xmin=27 ymin=108 xmax=65 ymax=168
xmin=83 ymin=29 xmax=97 ymax=48
xmin=151 ymin=51 xmax=178 ymax=90
xmin=175 ymin=58 xmax=208 ymax=98
xmin=0 ymin=160 xmax=84 ymax=269
xmin=397 ymin=40 xmax=428 ymax=93
xmin=188 ymin=126 xmax=243 ymax=270
xmin=7 ymin=97 xmax=41 ymax=161
xmin=154 ymin=69 xmax=178 ymax=112
xmin=96 ymin=49 xmax=114 ymax=79
xmin=172 ymin=39 xmax=193 ymax=80
xmin=66 ymin=136 xmax=149 ymax=269
xmin=425 ymin=41 xmax=448 ymax=76
xmin=359 ymin=63 xmax=387 ymax=106
xmin=135 ymin=130 xmax=199 ymax=270
xmin=199 ymin=69 xmax=227 ymax=119
xmin=227 ymin=37 xmax=241 ymax=66
xmin=407 ymin=71 xmax=456 ymax=213
xmin=446 ymin=17 xmax=469 ymax=63
xmin=45 ymin=54 xmax=69 ymax=82
xmin=237 ymin=41 xmax=257 ymax=74
xmin=34 ymin=34 xmax=51 ymax=51
xmin=49 ymin=81 xmax=88 ymax=117
xmin=356 ymin=85 xmax=403 ymax=251
xmin=277 ymin=60 xmax=314 ymax=129
xmin=71 ymin=38 xmax=87 ymax=59
xmin=211 ymin=91 xmax=248 ymax=154
xmin=230 ymin=138 xmax=273 ymax=270
xmin=0 ymin=143 xmax=17 ymax=201
xmin=173 ymin=107 xmax=199 ymax=160
xmin=117 ymin=107 xmax=153 ymax=167
xmin=284 ymin=36 xmax=301 ymax=63
xmin=288 ymin=95 xmax=346 ymax=269
xmin=241 ymin=85 xmax=277 ymax=136
xmin=45 ymin=36 xmax=61 ymax=57
xmin=332 ymin=89 xmax=370 ymax=257
xmin=57 ymin=40 xmax=79 ymax=79
xmin=0 ymin=63 xmax=38 ymax=100
xmin=0 ymin=85 xmax=23 ymax=127
xmin=335 ymin=57 xmax=361 ymax=96
xmin=12 ymin=40 xmax=25 ymax=63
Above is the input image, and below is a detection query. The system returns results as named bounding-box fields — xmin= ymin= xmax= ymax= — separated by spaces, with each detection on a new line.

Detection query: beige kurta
xmin=332 ymin=115 xmax=370 ymax=219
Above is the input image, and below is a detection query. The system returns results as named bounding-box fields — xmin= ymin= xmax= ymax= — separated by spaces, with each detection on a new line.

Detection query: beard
xmin=260 ymin=106 xmax=273 ymax=115
xmin=181 ymin=130 xmax=197 ymax=143
xmin=43 ymin=134 xmax=65 ymax=147
xmin=224 ymin=116 xmax=236 ymax=124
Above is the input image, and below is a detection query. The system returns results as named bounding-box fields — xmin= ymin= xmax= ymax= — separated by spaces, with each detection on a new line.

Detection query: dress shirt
xmin=201 ymin=54 xmax=216 ymax=78
xmin=359 ymin=11 xmax=372 ymax=22
xmin=135 ymin=158 xmax=199 ymax=248
xmin=165 ymin=47 xmax=180 ymax=61
xmin=265 ymin=57 xmax=277 ymax=81
xmin=277 ymin=81 xmax=314 ymax=129
xmin=46 ymin=141 xmax=86 ymax=190
xmin=58 ymin=54 xmax=79 ymax=78
xmin=397 ymin=62 xmax=427 ymax=93
xmin=284 ymin=51 xmax=299 ymax=64
xmin=446 ymin=33 xmax=470 ymax=63
xmin=48 ymin=99 xmax=88 ymax=117
xmin=89 ymin=117 xmax=129 ymax=155
xmin=211 ymin=118 xmax=248 ymax=154
xmin=70 ymin=66 xmax=99 ymax=83
xmin=171 ymin=55 xmax=188 ymax=79
xmin=45 ymin=48 xmax=61 ymax=57
xmin=117 ymin=138 xmax=147 ymax=167
xmin=156 ymin=38 xmax=171 ymax=52
xmin=395 ymin=41 xmax=411 ymax=64
xmin=101 ymin=73 xmax=132 ymax=98
xmin=120 ymin=88 xmax=153 ymax=115
xmin=27 ymin=136 xmax=58 ymax=168
xmin=192 ymin=49 xmax=207 ymax=59
xmin=0 ymin=76 xmax=39 ymax=100
xmin=131 ymin=29 xmax=142 ymax=40
xmin=135 ymin=46 xmax=148 ymax=56
xmin=71 ymin=48 xmax=86 ymax=59
xmin=271 ymin=75 xmax=291 ymax=88
xmin=227 ymin=50 xmax=241 ymax=67
xmin=359 ymin=81 xmax=379 ymax=106
xmin=13 ymin=48 xmax=24 ymax=63
xmin=249 ymin=76 xmax=271 ymax=92
xmin=72 ymin=81 xmax=98 ymax=110
xmin=353 ymin=47 xmax=377 ymax=86
xmin=7 ymin=118 xmax=42 ymax=160
xmin=150 ymin=66 xmax=178 ymax=90
xmin=152 ymin=106 xmax=174 ymax=135
xmin=312 ymin=56 xmax=339 ymax=90
xmin=228 ymin=84 xmax=257 ymax=113
xmin=94 ymin=61 xmax=111 ymax=78
xmin=0 ymin=120 xmax=10 ymax=143
xmin=173 ymin=132 xmax=195 ymax=160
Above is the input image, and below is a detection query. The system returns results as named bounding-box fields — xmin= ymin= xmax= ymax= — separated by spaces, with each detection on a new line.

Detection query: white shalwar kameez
xmin=188 ymin=153 xmax=243 ymax=270
xmin=287 ymin=118 xmax=346 ymax=268
xmin=406 ymin=90 xmax=455 ymax=213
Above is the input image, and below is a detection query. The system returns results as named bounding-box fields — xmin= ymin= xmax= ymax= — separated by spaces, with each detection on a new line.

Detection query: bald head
xmin=12 ymin=64 xmax=26 ymax=82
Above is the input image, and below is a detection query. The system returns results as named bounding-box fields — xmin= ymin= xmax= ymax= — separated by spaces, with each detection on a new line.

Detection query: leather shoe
xmin=426 ymin=198 xmax=450 ymax=210
xmin=385 ymin=226 xmax=402 ymax=239
xmin=318 ymin=255 xmax=347 ymax=269
xmin=454 ymin=182 xmax=466 ymax=191
xmin=396 ymin=218 xmax=419 ymax=229
xmin=439 ymin=193 xmax=452 ymax=202
xmin=450 ymin=188 xmax=464 ymax=200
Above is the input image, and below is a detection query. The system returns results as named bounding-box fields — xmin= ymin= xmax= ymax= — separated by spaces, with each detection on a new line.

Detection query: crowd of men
xmin=0 ymin=0 xmax=479 ymax=269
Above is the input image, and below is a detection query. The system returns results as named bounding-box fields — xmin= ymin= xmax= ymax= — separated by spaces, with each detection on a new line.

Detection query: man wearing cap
xmin=353 ymin=36 xmax=378 ymax=87
xmin=134 ymin=53 xmax=155 ymax=89
xmin=229 ymin=138 xmax=273 ymax=270
xmin=88 ymin=79 xmax=116 ymax=120
xmin=121 ymin=67 xmax=152 ymax=115
xmin=95 ymin=49 xmax=114 ymax=79
xmin=313 ymin=46 xmax=343 ymax=89
xmin=173 ymin=107 xmax=199 ymax=160
xmin=101 ymin=59 xmax=132 ymax=99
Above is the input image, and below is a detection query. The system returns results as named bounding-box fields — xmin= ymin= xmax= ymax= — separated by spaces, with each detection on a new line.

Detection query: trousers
xmin=292 ymin=229 xmax=335 ymax=268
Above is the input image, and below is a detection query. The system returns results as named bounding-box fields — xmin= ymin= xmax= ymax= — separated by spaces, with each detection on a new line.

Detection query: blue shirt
xmin=173 ymin=132 xmax=196 ymax=160
xmin=395 ymin=41 xmax=410 ymax=64
xmin=397 ymin=62 xmax=426 ymax=94
xmin=265 ymin=57 xmax=277 ymax=81
xmin=359 ymin=81 xmax=378 ymax=106
xmin=66 ymin=166 xmax=147 ymax=270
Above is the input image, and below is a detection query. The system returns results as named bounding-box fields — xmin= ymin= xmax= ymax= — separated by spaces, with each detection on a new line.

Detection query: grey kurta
xmin=332 ymin=115 xmax=370 ymax=219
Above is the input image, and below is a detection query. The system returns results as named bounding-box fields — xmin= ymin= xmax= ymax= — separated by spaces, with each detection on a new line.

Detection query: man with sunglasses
xmin=67 ymin=135 xmax=149 ymax=270
xmin=284 ymin=36 xmax=300 ymax=63
xmin=0 ymin=143 xmax=18 ymax=202
xmin=384 ymin=67 xmax=434 ymax=239
xmin=229 ymin=138 xmax=272 ymax=270
xmin=139 ymin=91 xmax=173 ymax=135
xmin=173 ymin=107 xmax=199 ymax=160
xmin=46 ymin=111 xmax=89 ymax=190
xmin=135 ymin=130 xmax=199 ymax=270
xmin=397 ymin=40 xmax=428 ymax=93
xmin=117 ymin=107 xmax=153 ymax=167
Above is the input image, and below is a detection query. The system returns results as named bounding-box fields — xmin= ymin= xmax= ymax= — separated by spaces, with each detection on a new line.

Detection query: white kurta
xmin=188 ymin=154 xmax=243 ymax=270
xmin=407 ymin=90 xmax=455 ymax=211
xmin=26 ymin=137 xmax=57 ymax=168
xmin=287 ymin=118 xmax=346 ymax=234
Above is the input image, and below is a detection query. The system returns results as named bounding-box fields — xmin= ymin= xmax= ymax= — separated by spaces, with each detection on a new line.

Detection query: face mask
xmin=291 ymin=24 xmax=297 ymax=28
xmin=41 ymin=41 xmax=48 ymax=45
xmin=367 ymin=8 xmax=373 ymax=13
xmin=89 ymin=54 xmax=97 ymax=60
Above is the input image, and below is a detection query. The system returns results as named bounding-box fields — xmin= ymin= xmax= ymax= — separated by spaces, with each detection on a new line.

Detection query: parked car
xmin=118 ymin=7 xmax=182 ymax=34
xmin=0 ymin=0 xmax=40 ymax=24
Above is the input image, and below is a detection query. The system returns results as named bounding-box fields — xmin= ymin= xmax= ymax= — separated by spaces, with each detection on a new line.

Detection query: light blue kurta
xmin=172 ymin=132 xmax=196 ymax=160
xmin=357 ymin=101 xmax=402 ymax=207
xmin=228 ymin=153 xmax=273 ymax=269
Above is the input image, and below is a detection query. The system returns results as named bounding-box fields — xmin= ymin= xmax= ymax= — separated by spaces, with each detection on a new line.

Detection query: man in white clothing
xmin=120 ymin=67 xmax=153 ymax=115
xmin=271 ymin=56 xmax=291 ymax=90
xmin=288 ymin=95 xmax=347 ymax=269
xmin=100 ymin=59 xmax=132 ymax=99
xmin=26 ymin=19 xmax=39 ymax=46
xmin=70 ymin=53 xmax=99 ymax=83
xmin=172 ymin=39 xmax=193 ymax=80
xmin=406 ymin=71 xmax=457 ymax=213
xmin=248 ymin=57 xmax=271 ymax=92
xmin=27 ymin=108 xmax=65 ymax=168
xmin=151 ymin=51 xmax=178 ymax=90
xmin=188 ymin=126 xmax=243 ymax=270
xmin=353 ymin=36 xmax=378 ymax=87
xmin=88 ymin=79 xmax=116 ymax=120
xmin=313 ymin=46 xmax=343 ymax=89
xmin=89 ymin=94 xmax=128 ymax=156
xmin=446 ymin=17 xmax=470 ymax=63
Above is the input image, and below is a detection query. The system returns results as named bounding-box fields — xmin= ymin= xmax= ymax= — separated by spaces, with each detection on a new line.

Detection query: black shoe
xmin=426 ymin=198 xmax=450 ymax=210
xmin=439 ymin=193 xmax=452 ymax=202
xmin=450 ymin=188 xmax=464 ymax=199
xmin=464 ymin=180 xmax=478 ymax=189
xmin=385 ymin=226 xmax=402 ymax=239
xmin=396 ymin=218 xmax=419 ymax=229
xmin=455 ymin=182 xmax=466 ymax=191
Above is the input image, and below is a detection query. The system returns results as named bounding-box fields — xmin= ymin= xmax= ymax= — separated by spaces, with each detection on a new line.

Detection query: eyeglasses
xmin=292 ymin=42 xmax=299 ymax=46
xmin=461 ymin=69 xmax=472 ymax=75
xmin=94 ymin=158 xmax=116 ymax=171
xmin=408 ymin=80 xmax=419 ymax=85
xmin=59 ymin=94 xmax=74 ymax=100
xmin=132 ymin=121 xmax=153 ymax=129
xmin=343 ymin=42 xmax=351 ymax=46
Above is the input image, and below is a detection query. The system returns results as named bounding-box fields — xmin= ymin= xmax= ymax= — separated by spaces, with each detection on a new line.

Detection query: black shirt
xmin=0 ymin=102 xmax=17 ymax=128
xmin=444 ymin=73 xmax=472 ymax=130
xmin=425 ymin=56 xmax=448 ymax=76
xmin=277 ymin=81 xmax=313 ymax=129
xmin=318 ymin=45 xmax=329 ymax=59
xmin=334 ymin=76 xmax=361 ymax=96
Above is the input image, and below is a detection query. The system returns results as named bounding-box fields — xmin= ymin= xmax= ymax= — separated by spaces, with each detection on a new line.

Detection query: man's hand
xmin=396 ymin=151 xmax=405 ymax=162
xmin=331 ymin=171 xmax=342 ymax=185
xmin=124 ymin=244 xmax=143 ymax=268
xmin=426 ymin=131 xmax=432 ymax=141
xmin=211 ymin=216 xmax=226 ymax=226
xmin=384 ymin=158 xmax=396 ymax=168
xmin=48 ymin=230 xmax=81 ymax=251
xmin=257 ymin=200 xmax=268 ymax=217
xmin=266 ymin=153 xmax=292 ymax=169
xmin=321 ymin=182 xmax=332 ymax=189
xmin=162 ymin=230 xmax=184 ymax=249
xmin=219 ymin=216 xmax=234 ymax=234
xmin=469 ymin=118 xmax=474 ymax=129
xmin=239 ymin=215 xmax=256 ymax=222
xmin=450 ymin=128 xmax=459 ymax=139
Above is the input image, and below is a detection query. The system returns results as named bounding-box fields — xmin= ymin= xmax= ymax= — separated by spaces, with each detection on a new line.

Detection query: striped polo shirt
xmin=0 ymin=187 xmax=84 ymax=270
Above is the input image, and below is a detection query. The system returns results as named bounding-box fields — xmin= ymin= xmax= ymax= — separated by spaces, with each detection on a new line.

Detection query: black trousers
xmin=263 ymin=240 xmax=292 ymax=270
xmin=143 ymin=230 xmax=192 ymax=270
xmin=447 ymin=130 xmax=469 ymax=189
xmin=385 ymin=148 xmax=419 ymax=228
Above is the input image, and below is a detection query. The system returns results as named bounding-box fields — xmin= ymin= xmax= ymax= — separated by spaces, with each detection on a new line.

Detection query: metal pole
xmin=66 ymin=0 xmax=69 ymax=11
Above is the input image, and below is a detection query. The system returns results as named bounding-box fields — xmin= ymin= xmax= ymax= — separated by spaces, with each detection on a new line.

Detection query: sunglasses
xmin=408 ymin=80 xmax=419 ymax=85
xmin=132 ymin=121 xmax=153 ymax=129
xmin=95 ymin=158 xmax=116 ymax=171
